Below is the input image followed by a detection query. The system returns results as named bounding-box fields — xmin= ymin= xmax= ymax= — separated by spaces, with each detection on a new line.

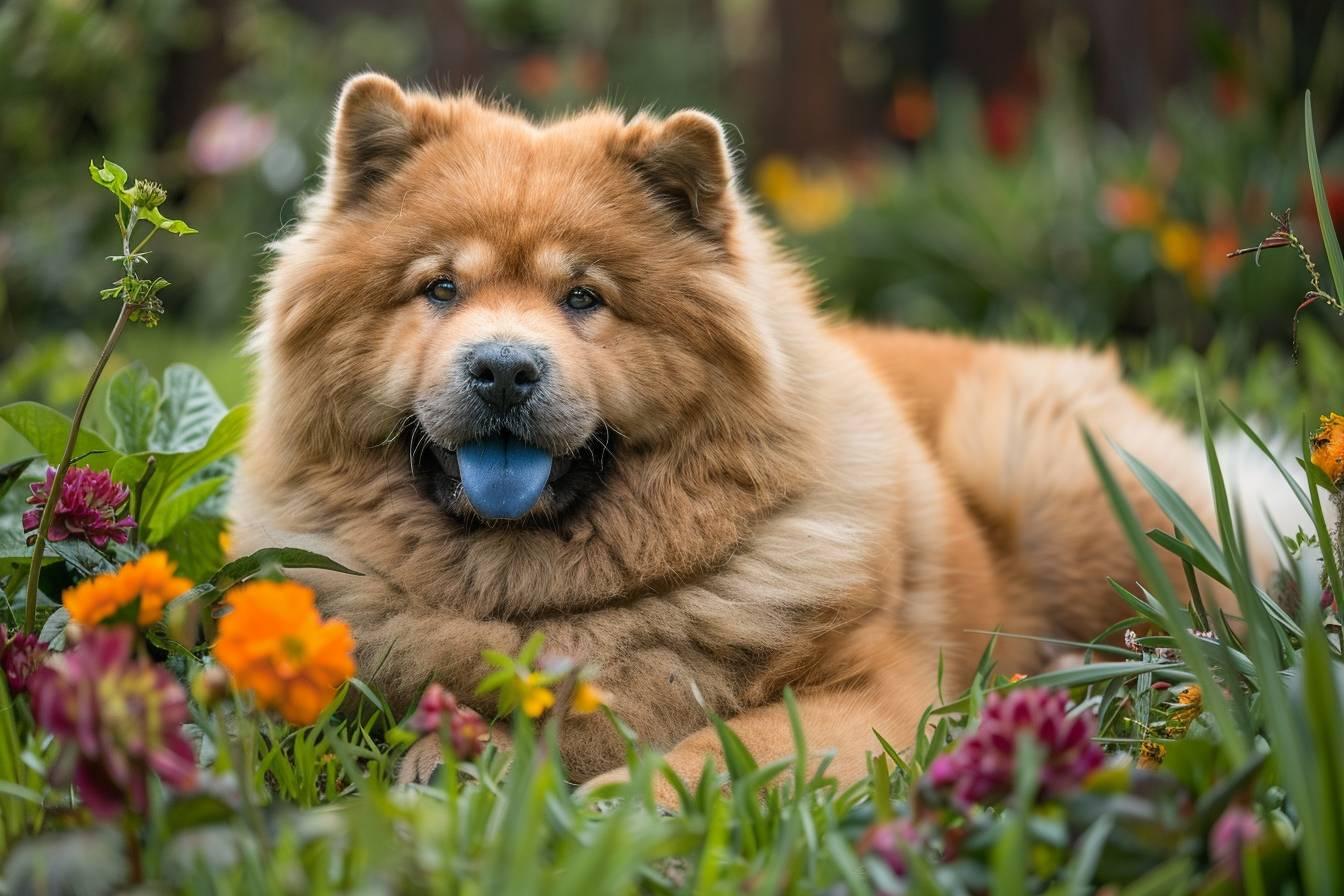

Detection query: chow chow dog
xmin=230 ymin=73 xmax=1245 ymax=796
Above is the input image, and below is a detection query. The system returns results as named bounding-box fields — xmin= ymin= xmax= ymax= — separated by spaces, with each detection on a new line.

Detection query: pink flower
xmin=926 ymin=687 xmax=1104 ymax=808
xmin=187 ymin=104 xmax=275 ymax=175
xmin=0 ymin=624 xmax=47 ymax=695
xmin=1209 ymin=806 xmax=1261 ymax=879
xmin=28 ymin=627 xmax=195 ymax=818
xmin=861 ymin=818 xmax=922 ymax=881
xmin=22 ymin=466 xmax=135 ymax=548
xmin=410 ymin=683 xmax=489 ymax=761
xmin=410 ymin=682 xmax=458 ymax=733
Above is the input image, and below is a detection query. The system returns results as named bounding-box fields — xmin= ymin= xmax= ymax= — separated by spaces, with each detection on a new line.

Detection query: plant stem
xmin=123 ymin=811 xmax=143 ymax=884
xmin=129 ymin=456 xmax=156 ymax=548
xmin=23 ymin=206 xmax=147 ymax=634
xmin=22 ymin=301 xmax=134 ymax=633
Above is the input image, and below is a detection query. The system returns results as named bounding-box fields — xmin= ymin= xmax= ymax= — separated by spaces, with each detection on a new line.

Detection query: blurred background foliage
xmin=1 ymin=0 xmax=1342 ymax=434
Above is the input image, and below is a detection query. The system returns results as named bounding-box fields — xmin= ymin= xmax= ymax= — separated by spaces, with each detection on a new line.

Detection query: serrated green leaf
xmin=105 ymin=362 xmax=161 ymax=454
xmin=0 ymin=402 xmax=120 ymax=471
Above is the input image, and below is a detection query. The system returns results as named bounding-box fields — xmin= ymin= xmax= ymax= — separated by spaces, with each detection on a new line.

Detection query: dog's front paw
xmin=396 ymin=726 xmax=511 ymax=786
xmin=396 ymin=734 xmax=447 ymax=785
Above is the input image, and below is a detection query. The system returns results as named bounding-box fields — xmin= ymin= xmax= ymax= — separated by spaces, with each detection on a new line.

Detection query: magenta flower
xmin=410 ymin=682 xmax=458 ymax=733
xmin=410 ymin=683 xmax=489 ymax=761
xmin=926 ymin=687 xmax=1104 ymax=808
xmin=0 ymin=624 xmax=47 ymax=695
xmin=861 ymin=818 xmax=922 ymax=880
xmin=22 ymin=466 xmax=136 ymax=548
xmin=28 ymin=627 xmax=195 ymax=818
xmin=1209 ymin=806 xmax=1261 ymax=879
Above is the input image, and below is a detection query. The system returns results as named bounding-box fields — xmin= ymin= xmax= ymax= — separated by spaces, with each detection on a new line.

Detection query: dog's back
xmin=843 ymin=326 xmax=1232 ymax=666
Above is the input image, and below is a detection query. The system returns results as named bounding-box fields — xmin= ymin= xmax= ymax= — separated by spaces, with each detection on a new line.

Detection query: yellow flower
xmin=755 ymin=155 xmax=800 ymax=206
xmin=1138 ymin=741 xmax=1166 ymax=769
xmin=1167 ymin=685 xmax=1203 ymax=735
xmin=62 ymin=551 xmax=193 ymax=627
xmin=755 ymin=155 xmax=852 ymax=233
xmin=519 ymin=672 xmax=555 ymax=718
xmin=218 ymin=527 xmax=234 ymax=556
xmin=212 ymin=580 xmax=356 ymax=726
xmin=1311 ymin=413 xmax=1344 ymax=485
xmin=1157 ymin=222 xmax=1202 ymax=275
xmin=571 ymin=680 xmax=609 ymax=714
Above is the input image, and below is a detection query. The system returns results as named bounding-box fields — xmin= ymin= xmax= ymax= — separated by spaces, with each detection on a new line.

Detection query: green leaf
xmin=38 ymin=607 xmax=71 ymax=649
xmin=147 ymin=475 xmax=227 ymax=543
xmin=89 ymin=158 xmax=128 ymax=197
xmin=0 ymin=456 xmax=38 ymax=503
xmin=1305 ymin=91 xmax=1344 ymax=300
xmin=138 ymin=404 xmax=249 ymax=530
xmin=105 ymin=362 xmax=161 ymax=454
xmin=164 ymin=546 xmax=363 ymax=615
xmin=0 ymin=402 xmax=120 ymax=471
xmin=150 ymin=364 xmax=226 ymax=455
xmin=142 ymin=206 xmax=197 ymax=236
xmin=157 ymin=514 xmax=227 ymax=582
xmin=160 ymin=794 xmax=235 ymax=831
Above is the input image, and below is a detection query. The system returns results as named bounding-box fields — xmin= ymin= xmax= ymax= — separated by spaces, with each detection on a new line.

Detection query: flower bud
xmin=130 ymin=179 xmax=169 ymax=209
xmin=191 ymin=664 xmax=231 ymax=710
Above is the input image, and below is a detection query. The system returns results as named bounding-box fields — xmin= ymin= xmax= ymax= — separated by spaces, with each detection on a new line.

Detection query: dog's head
xmin=254 ymin=75 xmax=815 ymax=582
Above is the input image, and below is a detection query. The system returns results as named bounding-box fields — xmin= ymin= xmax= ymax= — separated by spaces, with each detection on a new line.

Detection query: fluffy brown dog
xmin=231 ymin=74 xmax=1229 ymax=796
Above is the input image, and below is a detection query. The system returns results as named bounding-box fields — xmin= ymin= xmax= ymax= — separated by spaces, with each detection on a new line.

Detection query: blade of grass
xmin=1306 ymin=91 xmax=1344 ymax=299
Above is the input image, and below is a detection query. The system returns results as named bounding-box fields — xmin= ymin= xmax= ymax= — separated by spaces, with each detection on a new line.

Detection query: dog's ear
xmin=326 ymin=73 xmax=423 ymax=206
xmin=621 ymin=110 xmax=736 ymax=239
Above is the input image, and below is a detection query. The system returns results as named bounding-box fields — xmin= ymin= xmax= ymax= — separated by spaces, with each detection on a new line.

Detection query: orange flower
xmin=212 ymin=580 xmax=355 ymax=726
xmin=887 ymin=82 xmax=936 ymax=142
xmin=1311 ymin=413 xmax=1344 ymax=485
xmin=62 ymin=551 xmax=192 ymax=627
xmin=1099 ymin=182 xmax=1161 ymax=230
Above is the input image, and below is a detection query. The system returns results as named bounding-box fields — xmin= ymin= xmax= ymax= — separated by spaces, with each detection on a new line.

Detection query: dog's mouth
xmin=409 ymin=421 xmax=614 ymax=525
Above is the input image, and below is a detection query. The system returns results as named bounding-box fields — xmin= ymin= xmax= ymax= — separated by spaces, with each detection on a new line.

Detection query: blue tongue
xmin=456 ymin=435 xmax=554 ymax=519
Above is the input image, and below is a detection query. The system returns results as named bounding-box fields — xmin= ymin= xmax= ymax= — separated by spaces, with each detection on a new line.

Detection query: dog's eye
xmin=425 ymin=278 xmax=457 ymax=305
xmin=564 ymin=286 xmax=601 ymax=311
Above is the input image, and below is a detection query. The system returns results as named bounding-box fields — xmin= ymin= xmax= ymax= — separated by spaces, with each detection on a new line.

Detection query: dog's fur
xmin=231 ymin=74 xmax=1236 ymax=795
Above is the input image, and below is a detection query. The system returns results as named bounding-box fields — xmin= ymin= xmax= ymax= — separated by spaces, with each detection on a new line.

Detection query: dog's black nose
xmin=464 ymin=342 xmax=544 ymax=411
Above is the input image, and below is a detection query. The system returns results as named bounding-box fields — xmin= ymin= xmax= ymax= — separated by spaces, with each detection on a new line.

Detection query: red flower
xmin=926 ymin=687 xmax=1104 ymax=808
xmin=980 ymin=91 xmax=1032 ymax=160
xmin=410 ymin=683 xmax=489 ymax=760
xmin=0 ymin=624 xmax=46 ymax=695
xmin=22 ymin=466 xmax=135 ymax=548
xmin=28 ymin=627 xmax=195 ymax=818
